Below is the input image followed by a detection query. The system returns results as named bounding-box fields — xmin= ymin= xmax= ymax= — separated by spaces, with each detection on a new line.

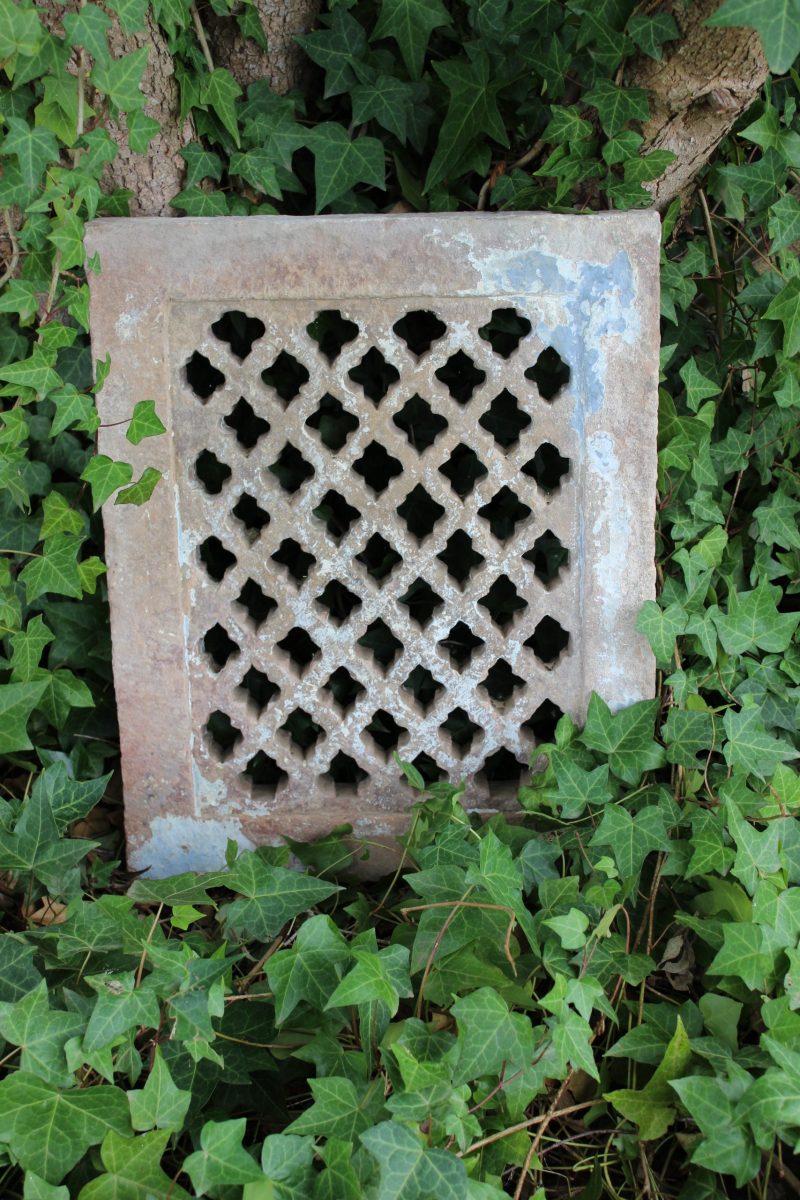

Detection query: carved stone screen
xmin=86 ymin=214 xmax=660 ymax=876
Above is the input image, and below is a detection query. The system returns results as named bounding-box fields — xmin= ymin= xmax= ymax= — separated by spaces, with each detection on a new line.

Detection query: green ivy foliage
xmin=0 ymin=0 xmax=799 ymax=1196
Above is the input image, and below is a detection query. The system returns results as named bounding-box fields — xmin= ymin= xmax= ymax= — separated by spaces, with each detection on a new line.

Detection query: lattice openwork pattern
xmin=174 ymin=300 xmax=582 ymax=806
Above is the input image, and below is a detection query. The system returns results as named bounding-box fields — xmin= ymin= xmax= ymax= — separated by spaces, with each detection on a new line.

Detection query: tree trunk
xmin=204 ymin=0 xmax=319 ymax=94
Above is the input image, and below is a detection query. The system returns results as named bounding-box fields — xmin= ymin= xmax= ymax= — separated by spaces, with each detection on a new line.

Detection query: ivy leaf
xmin=0 ymin=1073 xmax=131 ymax=1184
xmin=314 ymin=1138 xmax=361 ymax=1200
xmin=170 ymin=186 xmax=228 ymax=216
xmin=360 ymin=1120 xmax=467 ymax=1200
xmin=296 ymin=8 xmax=366 ymax=97
xmin=0 ymin=769 xmax=97 ymax=888
xmin=765 ymin=278 xmax=800 ymax=357
xmin=551 ymin=1009 xmax=599 ymax=1081
xmin=754 ymin=487 xmax=800 ymax=549
xmin=713 ymin=582 xmax=800 ymax=654
xmin=0 ymin=346 xmax=62 ymax=397
xmin=0 ymin=980 xmax=83 ymax=1086
xmin=127 ymin=108 xmax=160 ymax=153
xmin=605 ymin=1018 xmax=691 ymax=1140
xmin=63 ymin=5 xmax=111 ymax=63
xmin=115 ymin=467 xmax=162 ymax=507
xmin=550 ymin=754 xmax=612 ymax=818
xmin=726 ymin=802 xmax=782 ymax=893
xmin=451 ymin=987 xmax=534 ymax=1086
xmin=83 ymin=972 xmax=161 ymax=1053
xmin=584 ymin=80 xmax=650 ymax=136
xmin=0 ymin=679 xmax=48 ymax=753
xmin=183 ymin=1118 xmax=261 ymax=1195
xmin=78 ymin=1129 xmax=192 ymax=1200
xmin=635 ymin=600 xmax=687 ymax=667
xmin=23 ymin=1175 xmax=69 ymax=1200
xmin=723 ymin=702 xmax=796 ymax=779
xmin=580 ymin=694 xmax=665 ymax=784
xmin=372 ymin=0 xmax=451 ymax=77
xmin=1 ymin=118 xmax=59 ymax=192
xmin=179 ymin=144 xmax=223 ymax=186
xmin=769 ymin=192 xmax=800 ymax=252
xmin=679 ymin=358 xmax=721 ymax=410
xmin=287 ymin=1077 xmax=385 ymax=1141
xmin=126 ymin=400 xmax=165 ymax=445
xmin=80 ymin=455 xmax=133 ymax=510
xmin=91 ymin=47 xmax=148 ymax=112
xmin=220 ymin=853 xmax=340 ymax=941
xmin=308 ymin=124 xmax=385 ymax=212
xmin=201 ymin=68 xmax=242 ymax=146
xmin=707 ymin=0 xmax=800 ymax=73
xmin=707 ymin=922 xmax=775 ymax=990
xmin=0 ymin=0 xmax=44 ymax=57
xmin=544 ymin=907 xmax=589 ymax=950
xmin=589 ymin=804 xmax=671 ymax=881
xmin=664 ymin=708 xmax=715 ymax=768
xmin=105 ymin=0 xmax=148 ymax=33
xmin=10 ymin=615 xmax=54 ymax=681
xmin=326 ymin=944 xmax=412 ymax=1015
xmin=351 ymin=74 xmax=416 ymax=143
xmin=267 ymin=914 xmax=350 ymax=1023
xmin=426 ymin=47 xmax=508 ymax=191
xmin=627 ymin=12 xmax=679 ymax=59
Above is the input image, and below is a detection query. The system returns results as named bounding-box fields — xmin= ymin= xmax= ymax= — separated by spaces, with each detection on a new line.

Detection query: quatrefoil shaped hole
xmin=271 ymin=538 xmax=316 ymax=584
xmin=277 ymin=627 xmax=320 ymax=674
xmin=348 ymin=347 xmax=400 ymax=404
xmin=306 ymin=309 xmax=359 ymax=363
xmin=238 ymin=666 xmax=279 ymax=715
xmin=522 ymin=444 xmax=570 ymax=494
xmin=439 ymin=621 xmax=484 ymax=669
xmin=185 ymin=351 xmax=225 ymax=400
xmin=403 ymin=665 xmax=444 ymax=713
xmin=478 ymin=487 xmax=531 ymax=542
xmin=236 ymin=579 xmax=276 ymax=628
xmin=478 ymin=748 xmax=526 ymax=789
xmin=439 ymin=444 xmax=487 ymax=499
xmin=232 ymin=493 xmax=270 ymax=540
xmin=322 ymin=666 xmax=365 ymax=714
xmin=479 ymin=390 xmax=531 ymax=450
xmin=269 ymin=442 xmax=314 ymax=494
xmin=356 ymin=533 xmax=402 ymax=583
xmin=305 ymin=393 xmax=359 ymax=451
xmin=202 ymin=623 xmax=239 ymax=671
xmin=324 ymin=751 xmax=369 ymax=789
xmin=280 ymin=707 xmax=324 ymax=753
xmin=195 ymin=449 xmax=231 ymax=495
xmin=392 ymin=309 xmax=447 ymax=357
xmin=313 ymin=490 xmax=361 ymax=541
xmin=393 ymin=394 xmax=448 ymax=452
xmin=481 ymin=659 xmax=526 ymax=704
xmin=316 ymin=579 xmax=362 ymax=625
xmin=261 ymin=351 xmax=309 ymax=404
xmin=398 ymin=577 xmax=443 ymax=628
xmin=523 ymin=529 xmax=569 ymax=587
xmin=478 ymin=575 xmax=528 ymax=631
xmin=522 ymin=698 xmax=565 ymax=744
xmin=438 ymin=531 xmax=484 ymax=585
xmin=409 ymin=752 xmax=444 ymax=786
xmin=434 ymin=351 xmax=486 ymax=404
xmin=397 ymin=484 xmax=445 ymax=541
xmin=198 ymin=536 xmax=236 ymax=582
xmin=525 ymin=346 xmax=570 ymax=401
xmin=440 ymin=707 xmax=482 ymax=755
xmin=357 ymin=618 xmax=402 ymax=670
xmin=224 ymin=397 xmax=269 ymax=449
xmin=205 ymin=709 xmax=242 ymax=761
xmin=478 ymin=307 xmax=532 ymax=358
xmin=525 ymin=615 xmax=569 ymax=665
xmin=243 ymin=750 xmax=287 ymax=793
xmin=353 ymin=440 xmax=403 ymax=494
xmin=365 ymin=708 xmax=406 ymax=754
xmin=211 ymin=310 xmax=265 ymax=361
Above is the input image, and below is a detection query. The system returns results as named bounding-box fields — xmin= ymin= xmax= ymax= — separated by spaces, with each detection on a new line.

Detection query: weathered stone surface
xmin=85 ymin=213 xmax=660 ymax=876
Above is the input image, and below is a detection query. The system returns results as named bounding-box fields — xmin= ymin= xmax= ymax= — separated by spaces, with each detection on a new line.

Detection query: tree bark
xmin=204 ymin=0 xmax=319 ymax=94
xmin=632 ymin=0 xmax=769 ymax=211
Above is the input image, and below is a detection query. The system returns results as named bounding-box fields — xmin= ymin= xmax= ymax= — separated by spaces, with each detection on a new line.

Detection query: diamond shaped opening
xmin=323 ymin=666 xmax=365 ymax=713
xmin=316 ymin=579 xmax=362 ymax=625
xmin=235 ymin=579 xmax=276 ymax=628
xmin=525 ymin=615 xmax=569 ymax=664
xmin=306 ymin=309 xmax=359 ymax=363
xmin=261 ymin=351 xmax=309 ymax=404
xmin=239 ymin=666 xmax=279 ymax=714
xmin=324 ymin=751 xmax=369 ymax=789
xmin=478 ymin=307 xmax=532 ymax=358
xmin=523 ymin=529 xmax=569 ymax=587
xmin=205 ymin=709 xmax=242 ymax=760
xmin=365 ymin=708 xmax=406 ymax=753
xmin=280 ymin=707 xmax=324 ymax=752
xmin=356 ymin=533 xmax=401 ymax=583
xmin=358 ymin=618 xmax=402 ymax=670
xmin=409 ymin=752 xmax=443 ymax=785
xmin=353 ymin=440 xmax=403 ymax=494
xmin=195 ymin=449 xmax=231 ymax=494
xmin=393 ymin=394 xmax=448 ymax=452
xmin=479 ymin=389 xmax=531 ymax=449
xmin=203 ymin=623 xmax=239 ymax=671
xmin=478 ymin=487 xmax=531 ymax=541
xmin=224 ymin=397 xmax=269 ymax=449
xmin=393 ymin=309 xmax=447 ymax=356
xmin=525 ymin=346 xmax=570 ymax=401
xmin=441 ymin=707 xmax=481 ymax=753
xmin=439 ymin=621 xmax=484 ymax=669
xmin=243 ymin=750 xmax=287 ymax=792
xmin=398 ymin=577 xmax=444 ymax=628
xmin=211 ymin=310 xmax=265 ymax=360
xmin=522 ymin=443 xmax=570 ymax=493
xmin=403 ymin=665 xmax=444 ymax=712
xmin=434 ymin=351 xmax=486 ymax=404
xmin=397 ymin=484 xmax=445 ymax=541
xmin=269 ymin=442 xmax=314 ymax=493
xmin=313 ymin=490 xmax=360 ymax=540
xmin=271 ymin=538 xmax=316 ymax=584
xmin=478 ymin=748 xmax=525 ymax=787
xmin=522 ymin=698 xmax=565 ymax=743
xmin=438 ymin=531 xmax=484 ymax=585
xmin=479 ymin=575 xmax=527 ymax=630
xmin=481 ymin=659 xmax=525 ymax=703
xmin=232 ymin=492 xmax=270 ymax=539
xmin=277 ymin=627 xmax=320 ymax=673
xmin=348 ymin=347 xmax=400 ymax=403
xmin=185 ymin=351 xmax=225 ymax=400
xmin=199 ymin=535 xmax=236 ymax=582
xmin=305 ymin=393 xmax=359 ymax=451
xmin=439 ymin=444 xmax=487 ymax=498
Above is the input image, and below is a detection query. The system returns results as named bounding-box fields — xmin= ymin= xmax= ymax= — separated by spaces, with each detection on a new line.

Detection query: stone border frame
xmin=85 ymin=213 xmax=660 ymax=876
